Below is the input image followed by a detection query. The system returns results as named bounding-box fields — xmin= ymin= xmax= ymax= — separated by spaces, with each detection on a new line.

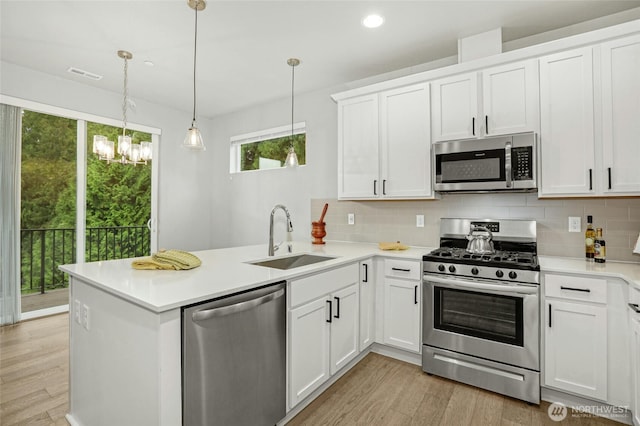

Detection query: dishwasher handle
xmin=192 ymin=288 xmax=285 ymax=322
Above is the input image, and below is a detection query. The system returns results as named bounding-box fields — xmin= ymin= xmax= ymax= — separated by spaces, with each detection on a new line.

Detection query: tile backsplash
xmin=311 ymin=194 xmax=640 ymax=263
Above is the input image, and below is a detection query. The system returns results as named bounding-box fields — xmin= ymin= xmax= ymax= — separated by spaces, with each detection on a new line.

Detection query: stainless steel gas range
xmin=422 ymin=218 xmax=540 ymax=404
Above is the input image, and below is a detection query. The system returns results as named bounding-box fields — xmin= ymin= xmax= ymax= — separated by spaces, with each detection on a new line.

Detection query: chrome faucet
xmin=268 ymin=204 xmax=293 ymax=256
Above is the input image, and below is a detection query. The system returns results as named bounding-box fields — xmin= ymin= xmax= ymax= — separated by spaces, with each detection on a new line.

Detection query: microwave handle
xmin=505 ymin=141 xmax=512 ymax=188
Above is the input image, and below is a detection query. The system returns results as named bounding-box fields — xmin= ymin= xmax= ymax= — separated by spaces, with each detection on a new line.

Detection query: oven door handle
xmin=424 ymin=275 xmax=538 ymax=295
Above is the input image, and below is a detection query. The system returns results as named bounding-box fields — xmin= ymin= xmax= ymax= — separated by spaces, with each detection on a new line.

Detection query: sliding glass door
xmin=13 ymin=104 xmax=158 ymax=319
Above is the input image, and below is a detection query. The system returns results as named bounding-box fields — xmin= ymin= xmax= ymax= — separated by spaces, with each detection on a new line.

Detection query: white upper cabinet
xmin=601 ymin=34 xmax=640 ymax=195
xmin=539 ymin=47 xmax=596 ymax=196
xmin=379 ymin=83 xmax=432 ymax=198
xmin=337 ymin=83 xmax=434 ymax=200
xmin=431 ymin=60 xmax=538 ymax=142
xmin=482 ymin=61 xmax=539 ymax=136
xmin=431 ymin=73 xmax=478 ymax=141
xmin=337 ymin=94 xmax=379 ymax=199
xmin=539 ymin=36 xmax=640 ymax=197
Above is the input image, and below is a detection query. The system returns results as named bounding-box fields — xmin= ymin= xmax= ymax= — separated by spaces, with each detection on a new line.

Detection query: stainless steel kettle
xmin=466 ymin=226 xmax=495 ymax=254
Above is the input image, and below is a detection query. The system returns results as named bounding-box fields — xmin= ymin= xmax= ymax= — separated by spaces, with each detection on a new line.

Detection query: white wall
xmin=208 ymin=85 xmax=342 ymax=248
xmin=1 ymin=61 xmax=217 ymax=251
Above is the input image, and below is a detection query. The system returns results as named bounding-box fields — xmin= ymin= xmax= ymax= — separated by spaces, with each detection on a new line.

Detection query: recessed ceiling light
xmin=144 ymin=60 xmax=154 ymax=67
xmin=362 ymin=14 xmax=384 ymax=29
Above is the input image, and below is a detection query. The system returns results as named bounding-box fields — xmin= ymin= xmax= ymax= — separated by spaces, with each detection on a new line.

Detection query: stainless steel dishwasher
xmin=182 ymin=281 xmax=286 ymax=426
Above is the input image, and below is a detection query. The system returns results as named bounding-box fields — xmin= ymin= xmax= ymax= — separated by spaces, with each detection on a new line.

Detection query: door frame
xmin=1 ymin=94 xmax=161 ymax=318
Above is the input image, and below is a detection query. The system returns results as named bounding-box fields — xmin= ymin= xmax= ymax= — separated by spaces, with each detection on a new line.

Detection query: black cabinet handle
xmin=334 ymin=296 xmax=340 ymax=319
xmin=414 ymin=285 xmax=418 ymax=304
xmin=363 ymin=263 xmax=368 ymax=283
xmin=589 ymin=169 xmax=593 ymax=191
xmin=608 ymin=167 xmax=612 ymax=190
xmin=472 ymin=117 xmax=475 ymax=136
xmin=485 ymin=115 xmax=488 ymax=134
xmin=383 ymin=179 xmax=387 ymax=195
xmin=548 ymin=304 xmax=552 ymax=328
xmin=628 ymin=303 xmax=640 ymax=313
xmin=373 ymin=180 xmax=377 ymax=195
xmin=392 ymin=267 xmax=411 ymax=272
xmin=326 ymin=300 xmax=332 ymax=323
xmin=560 ymin=286 xmax=590 ymax=293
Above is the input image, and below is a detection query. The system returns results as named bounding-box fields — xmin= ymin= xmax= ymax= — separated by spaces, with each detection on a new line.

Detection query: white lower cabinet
xmin=288 ymin=264 xmax=360 ymax=408
xmin=289 ymin=297 xmax=331 ymax=408
xmin=329 ymin=284 xmax=360 ymax=374
xmin=543 ymin=273 xmax=632 ymax=407
xmin=544 ymin=299 xmax=607 ymax=400
xmin=382 ymin=259 xmax=421 ymax=353
xmin=630 ymin=286 xmax=640 ymax=426
xmin=359 ymin=258 xmax=375 ymax=351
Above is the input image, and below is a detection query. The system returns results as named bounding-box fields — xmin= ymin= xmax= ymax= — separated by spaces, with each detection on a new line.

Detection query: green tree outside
xmin=20 ymin=110 xmax=152 ymax=294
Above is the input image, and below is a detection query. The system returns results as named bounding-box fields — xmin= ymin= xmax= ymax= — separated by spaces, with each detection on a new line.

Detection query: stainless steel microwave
xmin=434 ymin=132 xmax=537 ymax=192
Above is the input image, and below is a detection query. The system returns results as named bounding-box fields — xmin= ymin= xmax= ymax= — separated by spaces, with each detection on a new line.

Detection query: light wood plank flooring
xmin=288 ymin=353 xmax=624 ymax=426
xmin=0 ymin=313 xmax=69 ymax=425
xmin=0 ymin=313 xmax=626 ymax=426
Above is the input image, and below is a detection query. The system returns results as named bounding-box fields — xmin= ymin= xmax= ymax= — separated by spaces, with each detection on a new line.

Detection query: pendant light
xmin=92 ymin=50 xmax=152 ymax=165
xmin=285 ymin=58 xmax=300 ymax=168
xmin=183 ymin=0 xmax=206 ymax=151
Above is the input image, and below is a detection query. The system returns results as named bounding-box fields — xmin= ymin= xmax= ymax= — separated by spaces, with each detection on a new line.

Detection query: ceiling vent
xmin=67 ymin=67 xmax=103 ymax=81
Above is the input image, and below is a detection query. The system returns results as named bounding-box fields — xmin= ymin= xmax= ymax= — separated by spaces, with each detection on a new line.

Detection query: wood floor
xmin=0 ymin=313 xmax=69 ymax=425
xmin=0 ymin=313 xmax=626 ymax=426
xmin=288 ymin=353 xmax=624 ymax=426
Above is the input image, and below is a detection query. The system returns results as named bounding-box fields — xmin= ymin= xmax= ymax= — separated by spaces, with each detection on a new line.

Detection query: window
xmin=230 ymin=122 xmax=306 ymax=173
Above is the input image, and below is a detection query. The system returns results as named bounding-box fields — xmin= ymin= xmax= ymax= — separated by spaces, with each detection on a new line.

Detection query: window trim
xmin=230 ymin=121 xmax=306 ymax=173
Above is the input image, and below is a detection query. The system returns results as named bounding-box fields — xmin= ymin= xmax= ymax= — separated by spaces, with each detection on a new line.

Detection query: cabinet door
xmin=380 ymin=83 xmax=432 ymax=198
xmin=337 ymin=94 xmax=380 ymax=199
xmin=383 ymin=277 xmax=421 ymax=353
xmin=544 ymin=300 xmax=607 ymax=400
xmin=631 ymin=316 xmax=640 ymax=426
xmin=601 ymin=35 xmax=640 ymax=195
xmin=359 ymin=259 xmax=374 ymax=351
xmin=482 ymin=60 xmax=538 ymax=136
xmin=431 ymin=72 xmax=478 ymax=142
xmin=289 ymin=297 xmax=330 ymax=408
xmin=539 ymin=48 xmax=596 ymax=196
xmin=330 ymin=283 xmax=360 ymax=375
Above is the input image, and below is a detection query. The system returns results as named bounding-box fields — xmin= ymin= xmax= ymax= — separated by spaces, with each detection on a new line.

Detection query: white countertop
xmin=60 ymin=240 xmax=640 ymax=313
xmin=539 ymin=255 xmax=640 ymax=290
xmin=59 ymin=241 xmax=429 ymax=313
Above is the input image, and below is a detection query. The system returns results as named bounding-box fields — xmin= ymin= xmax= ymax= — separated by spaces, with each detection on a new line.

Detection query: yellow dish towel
xmin=378 ymin=241 xmax=409 ymax=251
xmin=132 ymin=249 xmax=202 ymax=270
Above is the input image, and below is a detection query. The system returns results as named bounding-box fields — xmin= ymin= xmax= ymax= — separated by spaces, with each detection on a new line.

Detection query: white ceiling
xmin=2 ymin=1 xmax=640 ymax=119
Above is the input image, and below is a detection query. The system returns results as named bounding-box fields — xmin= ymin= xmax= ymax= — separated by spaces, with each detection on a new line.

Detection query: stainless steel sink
xmin=248 ymin=254 xmax=335 ymax=270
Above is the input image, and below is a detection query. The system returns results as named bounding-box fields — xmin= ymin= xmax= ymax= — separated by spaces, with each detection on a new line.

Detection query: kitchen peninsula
xmin=60 ymin=241 xmax=640 ymax=426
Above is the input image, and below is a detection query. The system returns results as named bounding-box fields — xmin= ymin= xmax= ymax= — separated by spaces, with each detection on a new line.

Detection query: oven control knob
xmin=448 ymin=265 xmax=456 ymax=273
xmin=495 ymin=270 xmax=504 ymax=278
xmin=509 ymin=271 xmax=518 ymax=280
xmin=438 ymin=264 xmax=445 ymax=272
xmin=471 ymin=267 xmax=479 ymax=275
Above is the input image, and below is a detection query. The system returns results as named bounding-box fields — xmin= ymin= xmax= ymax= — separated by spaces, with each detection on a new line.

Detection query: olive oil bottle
xmin=594 ymin=228 xmax=606 ymax=263
xmin=585 ymin=215 xmax=595 ymax=261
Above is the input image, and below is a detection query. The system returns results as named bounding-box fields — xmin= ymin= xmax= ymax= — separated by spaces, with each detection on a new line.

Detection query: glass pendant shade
xmin=140 ymin=141 xmax=152 ymax=161
xmin=183 ymin=126 xmax=206 ymax=150
xmin=285 ymin=146 xmax=299 ymax=167
xmin=118 ymin=134 xmax=132 ymax=156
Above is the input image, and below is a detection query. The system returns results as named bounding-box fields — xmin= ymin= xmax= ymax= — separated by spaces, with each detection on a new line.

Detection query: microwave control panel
xmin=512 ymin=147 xmax=533 ymax=181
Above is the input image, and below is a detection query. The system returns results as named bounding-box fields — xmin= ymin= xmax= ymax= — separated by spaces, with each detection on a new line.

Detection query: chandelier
xmin=92 ymin=50 xmax=152 ymax=165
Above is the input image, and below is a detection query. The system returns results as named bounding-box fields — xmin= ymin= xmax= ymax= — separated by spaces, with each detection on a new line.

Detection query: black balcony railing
xmin=20 ymin=226 xmax=150 ymax=294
